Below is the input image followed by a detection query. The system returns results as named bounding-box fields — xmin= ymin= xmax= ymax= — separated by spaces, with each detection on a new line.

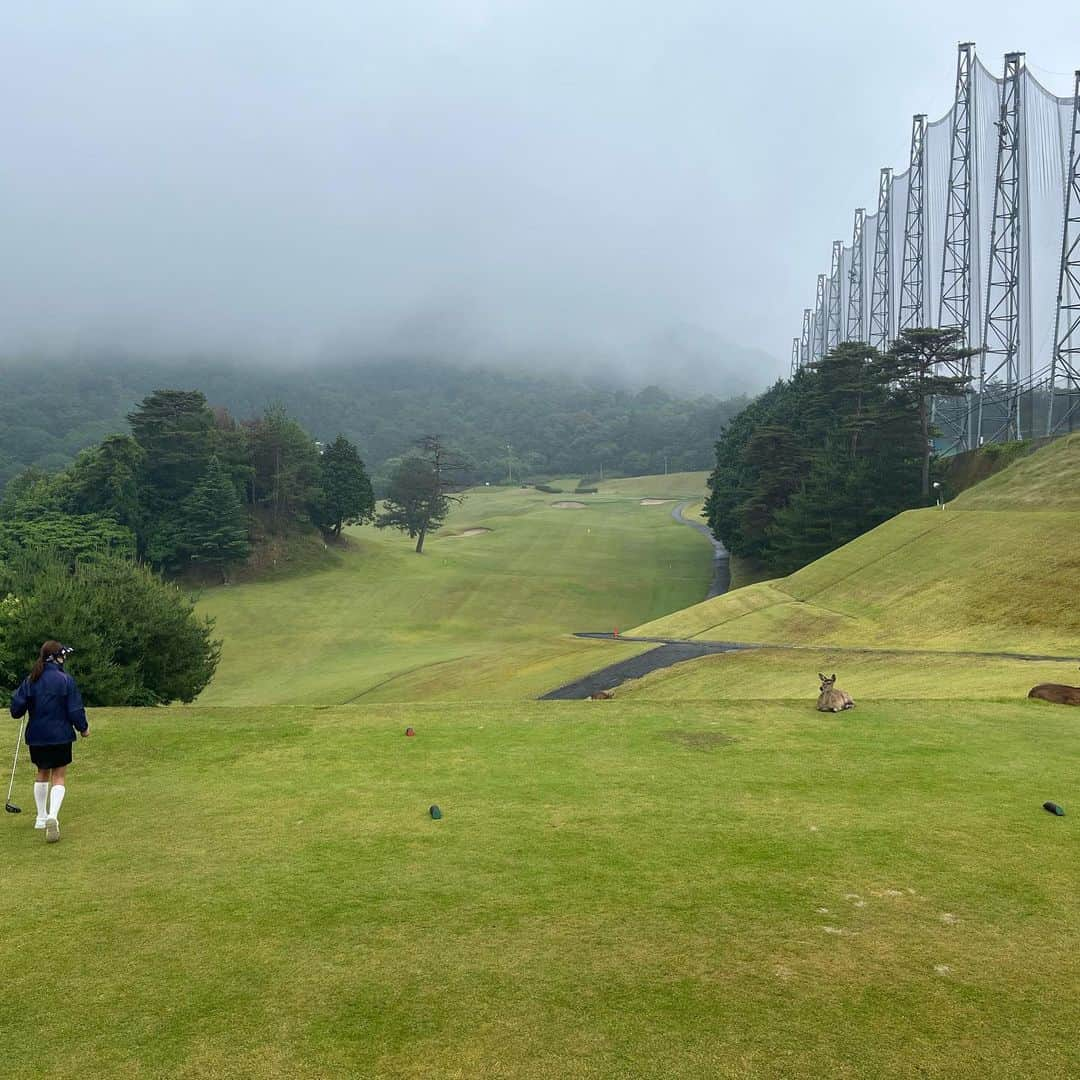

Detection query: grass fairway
xmin=2 ymin=700 xmax=1077 ymax=1078
xmin=196 ymin=475 xmax=711 ymax=706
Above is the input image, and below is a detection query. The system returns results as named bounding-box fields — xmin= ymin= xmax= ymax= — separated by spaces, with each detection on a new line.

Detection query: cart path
xmin=671 ymin=500 xmax=730 ymax=598
xmin=539 ymin=633 xmax=1080 ymax=700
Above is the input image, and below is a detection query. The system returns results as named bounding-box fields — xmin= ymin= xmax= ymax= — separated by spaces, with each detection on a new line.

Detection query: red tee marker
xmin=613 ymin=626 xmax=619 ymax=638
xmin=405 ymin=727 xmax=415 ymax=737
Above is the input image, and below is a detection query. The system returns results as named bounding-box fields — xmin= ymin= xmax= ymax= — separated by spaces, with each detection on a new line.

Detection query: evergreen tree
xmin=375 ymin=457 xmax=445 ymax=554
xmin=128 ymin=389 xmax=216 ymax=506
xmin=882 ymin=328 xmax=978 ymax=497
xmin=376 ymin=438 xmax=466 ymax=553
xmin=179 ymin=456 xmax=251 ymax=582
xmin=311 ymin=435 xmax=375 ymax=537
xmin=246 ymin=404 xmax=321 ymax=528
xmin=0 ymin=548 xmax=219 ymax=706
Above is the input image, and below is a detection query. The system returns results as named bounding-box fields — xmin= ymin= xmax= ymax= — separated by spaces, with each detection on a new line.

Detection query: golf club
xmin=5 ymin=720 xmax=25 ymax=814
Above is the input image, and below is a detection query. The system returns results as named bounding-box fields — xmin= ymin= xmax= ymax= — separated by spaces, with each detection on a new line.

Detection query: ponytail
xmin=30 ymin=640 xmax=64 ymax=683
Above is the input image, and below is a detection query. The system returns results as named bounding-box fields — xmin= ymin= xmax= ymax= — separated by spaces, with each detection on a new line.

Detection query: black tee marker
xmin=1043 ymin=801 xmax=1065 ymax=816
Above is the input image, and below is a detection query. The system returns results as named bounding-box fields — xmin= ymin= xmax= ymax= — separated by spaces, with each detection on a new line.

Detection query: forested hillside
xmin=0 ymin=354 xmax=746 ymax=488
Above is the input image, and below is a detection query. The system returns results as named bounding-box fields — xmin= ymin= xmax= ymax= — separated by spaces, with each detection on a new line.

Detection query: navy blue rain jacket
xmin=10 ymin=664 xmax=88 ymax=746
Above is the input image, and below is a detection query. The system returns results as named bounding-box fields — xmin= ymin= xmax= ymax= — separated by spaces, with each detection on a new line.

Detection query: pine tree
xmin=311 ymin=435 xmax=375 ymax=537
xmin=179 ymin=456 xmax=250 ymax=582
xmin=882 ymin=328 xmax=978 ymax=498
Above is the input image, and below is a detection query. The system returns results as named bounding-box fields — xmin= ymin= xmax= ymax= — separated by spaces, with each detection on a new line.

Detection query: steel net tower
xmin=826 ymin=240 xmax=843 ymax=351
xmin=978 ymin=52 xmax=1025 ymax=443
xmin=868 ymin=168 xmax=893 ymax=350
xmin=1048 ymin=70 xmax=1080 ymax=434
xmin=898 ymin=114 xmax=928 ymax=331
xmin=846 ymin=208 xmax=866 ymax=341
xmin=813 ymin=273 xmax=827 ymax=360
xmin=791 ymin=336 xmax=801 ymax=376
xmin=800 ymin=308 xmax=812 ymax=368
xmin=939 ymin=43 xmax=975 ymax=342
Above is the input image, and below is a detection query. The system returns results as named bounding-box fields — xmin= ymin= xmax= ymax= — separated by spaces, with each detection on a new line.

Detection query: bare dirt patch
xmin=661 ymin=730 xmax=737 ymax=751
xmin=640 ymin=498 xmax=674 ymax=506
xmin=552 ymin=501 xmax=587 ymax=509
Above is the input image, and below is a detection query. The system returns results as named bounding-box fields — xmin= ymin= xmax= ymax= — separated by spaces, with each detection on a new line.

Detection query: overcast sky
xmin=1 ymin=1 xmax=1076 ymax=386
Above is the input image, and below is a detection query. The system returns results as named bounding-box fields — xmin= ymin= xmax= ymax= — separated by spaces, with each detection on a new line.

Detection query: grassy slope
xmin=196 ymin=474 xmax=711 ymax=706
xmin=3 ymin=700 xmax=1077 ymax=1079
xmin=633 ymin=434 xmax=1080 ymax=656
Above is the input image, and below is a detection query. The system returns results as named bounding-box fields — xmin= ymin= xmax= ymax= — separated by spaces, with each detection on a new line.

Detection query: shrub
xmin=534 ymin=484 xmax=564 ymax=494
xmin=0 ymin=549 xmax=220 ymax=706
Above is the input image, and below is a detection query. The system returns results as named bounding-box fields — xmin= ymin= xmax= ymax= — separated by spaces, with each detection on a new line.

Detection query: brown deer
xmin=817 ymin=673 xmax=854 ymax=713
xmin=1029 ymin=668 xmax=1080 ymax=705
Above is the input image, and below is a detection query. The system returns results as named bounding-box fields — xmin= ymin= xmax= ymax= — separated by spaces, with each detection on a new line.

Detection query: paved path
xmin=541 ymin=633 xmax=1080 ymax=700
xmin=540 ymin=641 xmax=746 ymax=700
xmin=671 ymin=501 xmax=730 ymax=598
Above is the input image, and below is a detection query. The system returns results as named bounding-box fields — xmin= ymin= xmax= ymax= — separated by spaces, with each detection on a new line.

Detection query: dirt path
xmin=671 ymin=500 xmax=730 ymax=598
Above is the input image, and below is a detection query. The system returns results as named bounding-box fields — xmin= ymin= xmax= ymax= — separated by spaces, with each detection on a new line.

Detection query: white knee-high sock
xmin=48 ymin=785 xmax=65 ymax=820
xmin=33 ymin=782 xmax=48 ymax=819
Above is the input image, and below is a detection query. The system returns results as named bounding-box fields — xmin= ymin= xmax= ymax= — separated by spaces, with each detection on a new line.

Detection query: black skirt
xmin=28 ymin=743 xmax=73 ymax=769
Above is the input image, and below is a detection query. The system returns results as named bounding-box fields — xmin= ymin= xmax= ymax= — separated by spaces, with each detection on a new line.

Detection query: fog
xmin=1 ymin=2 xmax=1075 ymax=393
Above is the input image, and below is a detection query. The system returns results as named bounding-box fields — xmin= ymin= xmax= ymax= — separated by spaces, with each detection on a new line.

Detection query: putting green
xmin=195 ymin=474 xmax=712 ymax=706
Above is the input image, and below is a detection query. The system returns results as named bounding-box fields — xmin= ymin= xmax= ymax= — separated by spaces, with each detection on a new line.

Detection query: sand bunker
xmin=640 ymin=498 xmax=674 ymax=505
xmin=552 ymin=501 xmax=587 ymax=509
xmin=445 ymin=528 xmax=492 ymax=538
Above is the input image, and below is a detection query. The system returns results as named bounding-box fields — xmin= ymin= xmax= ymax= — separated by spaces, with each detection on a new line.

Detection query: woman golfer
xmin=9 ymin=641 xmax=89 ymax=843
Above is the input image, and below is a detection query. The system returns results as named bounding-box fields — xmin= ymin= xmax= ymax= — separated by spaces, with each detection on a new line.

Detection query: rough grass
xmin=634 ymin=434 xmax=1080 ymax=657
xmin=196 ymin=477 xmax=713 ymax=706
xmin=950 ymin=432 xmax=1080 ymax=510
xmin=2 ymin=699 xmax=1077 ymax=1079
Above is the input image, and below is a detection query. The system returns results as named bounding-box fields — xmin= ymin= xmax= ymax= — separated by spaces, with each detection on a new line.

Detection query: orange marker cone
xmin=613 ymin=626 xmax=619 ymax=638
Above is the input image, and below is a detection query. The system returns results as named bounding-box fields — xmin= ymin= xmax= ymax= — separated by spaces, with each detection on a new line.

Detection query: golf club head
xmin=5 ymin=801 xmax=22 ymax=814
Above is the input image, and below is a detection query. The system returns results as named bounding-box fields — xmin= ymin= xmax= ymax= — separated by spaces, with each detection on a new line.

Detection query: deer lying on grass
xmin=1029 ymin=669 xmax=1080 ymax=706
xmin=588 ymin=690 xmax=615 ymax=700
xmin=817 ymin=673 xmax=854 ymax=713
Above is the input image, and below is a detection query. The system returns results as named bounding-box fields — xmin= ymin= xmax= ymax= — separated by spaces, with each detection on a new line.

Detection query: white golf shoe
xmin=34 ymin=818 xmax=47 ymax=830
xmin=44 ymin=817 xmax=60 ymax=843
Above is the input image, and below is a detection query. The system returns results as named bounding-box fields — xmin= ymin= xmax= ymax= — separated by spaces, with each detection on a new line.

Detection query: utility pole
xmin=506 ymin=443 xmax=513 ymax=484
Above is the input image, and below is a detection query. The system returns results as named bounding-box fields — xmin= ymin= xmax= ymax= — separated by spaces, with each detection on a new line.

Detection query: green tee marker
xmin=1043 ymin=801 xmax=1065 ymax=816
xmin=429 ymin=805 xmax=442 ymax=820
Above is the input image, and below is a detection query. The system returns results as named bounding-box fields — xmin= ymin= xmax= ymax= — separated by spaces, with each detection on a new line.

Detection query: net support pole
xmin=827 ymin=240 xmax=844 ymax=351
xmin=978 ymin=52 xmax=1025 ymax=444
xmin=846 ymin=208 xmax=866 ymax=341
xmin=899 ymin=114 xmax=928 ymax=331
xmin=869 ymin=168 xmax=893 ymax=351
xmin=1047 ymin=70 xmax=1080 ymax=435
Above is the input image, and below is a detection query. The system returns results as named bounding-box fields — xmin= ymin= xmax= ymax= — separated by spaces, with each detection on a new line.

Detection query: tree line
xmin=0 ymin=388 xmax=465 ymax=705
xmin=0 ymin=354 xmax=748 ymax=490
xmin=705 ymin=328 xmax=975 ymax=576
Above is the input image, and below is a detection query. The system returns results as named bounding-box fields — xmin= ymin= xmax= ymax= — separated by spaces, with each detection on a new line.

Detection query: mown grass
xmin=2 ymin=699 xmax=1077 ymax=1079
xmin=616 ymin=646 xmax=1080 ymax=702
xmin=634 ymin=435 xmax=1080 ymax=656
xmin=196 ymin=476 xmax=712 ymax=706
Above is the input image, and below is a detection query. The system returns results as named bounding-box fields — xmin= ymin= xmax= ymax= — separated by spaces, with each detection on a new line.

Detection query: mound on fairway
xmin=633 ymin=434 xmax=1080 ymax=657
xmin=2 ymin=699 xmax=1077 ymax=1078
xmin=196 ymin=476 xmax=713 ymax=706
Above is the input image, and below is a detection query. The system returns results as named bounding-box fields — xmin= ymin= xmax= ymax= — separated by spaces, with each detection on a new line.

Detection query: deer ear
xmin=818 ymin=673 xmax=826 ymax=681
xmin=830 ymin=674 xmax=836 ymax=681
